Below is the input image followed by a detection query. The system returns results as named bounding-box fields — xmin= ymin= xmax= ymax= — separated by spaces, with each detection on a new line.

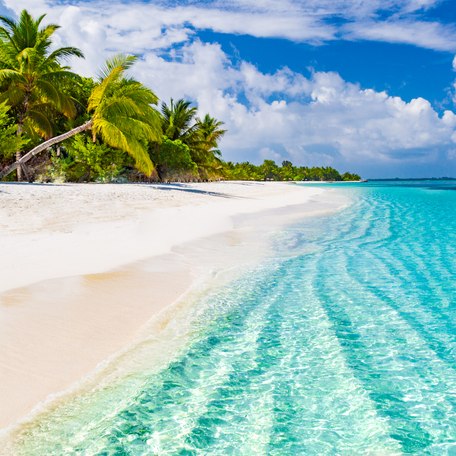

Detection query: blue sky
xmin=2 ymin=0 xmax=456 ymax=177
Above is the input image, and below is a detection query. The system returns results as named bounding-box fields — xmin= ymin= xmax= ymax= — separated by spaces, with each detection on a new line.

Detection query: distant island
xmin=0 ymin=10 xmax=360 ymax=184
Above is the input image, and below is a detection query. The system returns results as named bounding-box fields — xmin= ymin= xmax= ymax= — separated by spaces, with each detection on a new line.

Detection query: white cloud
xmin=131 ymin=41 xmax=456 ymax=170
xmin=344 ymin=20 xmax=456 ymax=52
xmin=399 ymin=0 xmax=441 ymax=14
xmin=449 ymin=56 xmax=456 ymax=105
xmin=218 ymin=0 xmax=441 ymax=18
xmin=4 ymin=0 xmax=335 ymax=54
xmin=4 ymin=0 xmax=456 ymax=52
xmin=259 ymin=146 xmax=284 ymax=162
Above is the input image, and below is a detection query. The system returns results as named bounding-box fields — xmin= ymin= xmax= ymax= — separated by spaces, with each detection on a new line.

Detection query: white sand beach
xmin=0 ymin=181 xmax=346 ymax=434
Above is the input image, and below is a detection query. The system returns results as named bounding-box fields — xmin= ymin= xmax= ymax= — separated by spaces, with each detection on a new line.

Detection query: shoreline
xmin=0 ymin=182 xmax=349 ymax=441
xmin=0 ymin=181 xmax=331 ymax=293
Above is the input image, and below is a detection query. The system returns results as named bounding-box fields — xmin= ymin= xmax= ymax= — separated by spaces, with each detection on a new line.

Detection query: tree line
xmin=224 ymin=160 xmax=360 ymax=181
xmin=0 ymin=10 xmax=361 ymax=183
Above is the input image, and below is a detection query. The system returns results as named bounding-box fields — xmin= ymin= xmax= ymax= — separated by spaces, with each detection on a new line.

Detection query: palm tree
xmin=0 ymin=10 xmax=84 ymax=179
xmin=161 ymin=98 xmax=198 ymax=143
xmin=159 ymin=101 xmax=226 ymax=179
xmin=0 ymin=54 xmax=162 ymax=179
xmin=195 ymin=114 xmax=226 ymax=152
xmin=191 ymin=114 xmax=226 ymax=177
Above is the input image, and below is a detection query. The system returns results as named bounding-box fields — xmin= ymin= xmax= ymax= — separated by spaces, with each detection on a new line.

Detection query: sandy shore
xmin=0 ymin=181 xmax=346 ymax=435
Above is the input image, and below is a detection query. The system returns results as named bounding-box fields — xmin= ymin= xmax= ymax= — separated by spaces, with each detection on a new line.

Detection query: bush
xmin=153 ymin=137 xmax=198 ymax=181
xmin=44 ymin=135 xmax=133 ymax=182
xmin=0 ymin=101 xmax=28 ymax=167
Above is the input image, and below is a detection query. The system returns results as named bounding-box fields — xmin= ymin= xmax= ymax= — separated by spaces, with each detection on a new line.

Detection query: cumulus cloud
xmin=131 ymin=41 xmax=456 ymax=172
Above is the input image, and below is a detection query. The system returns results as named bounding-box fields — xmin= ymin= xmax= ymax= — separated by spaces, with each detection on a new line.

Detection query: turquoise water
xmin=15 ymin=180 xmax=456 ymax=455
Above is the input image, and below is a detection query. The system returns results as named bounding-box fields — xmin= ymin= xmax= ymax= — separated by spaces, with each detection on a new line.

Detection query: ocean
xmin=13 ymin=180 xmax=456 ymax=455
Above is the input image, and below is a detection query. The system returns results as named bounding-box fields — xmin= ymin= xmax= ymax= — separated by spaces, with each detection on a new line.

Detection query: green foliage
xmin=154 ymin=137 xmax=198 ymax=181
xmin=158 ymin=101 xmax=226 ymax=180
xmin=342 ymin=172 xmax=362 ymax=181
xmin=88 ymin=54 xmax=162 ymax=177
xmin=63 ymin=76 xmax=96 ymax=123
xmin=259 ymin=159 xmax=281 ymax=180
xmin=191 ymin=114 xmax=225 ymax=179
xmin=0 ymin=9 xmax=83 ymax=143
xmin=43 ymin=150 xmax=72 ymax=183
xmin=222 ymin=159 xmax=361 ymax=182
xmin=0 ymin=101 xmax=27 ymax=163
xmin=222 ymin=161 xmax=262 ymax=180
xmin=161 ymin=98 xmax=198 ymax=143
xmin=45 ymin=134 xmax=133 ymax=182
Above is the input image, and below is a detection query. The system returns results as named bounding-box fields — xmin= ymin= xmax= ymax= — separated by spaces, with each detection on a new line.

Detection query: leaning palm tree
xmin=0 ymin=10 xmax=84 ymax=179
xmin=0 ymin=54 xmax=162 ymax=179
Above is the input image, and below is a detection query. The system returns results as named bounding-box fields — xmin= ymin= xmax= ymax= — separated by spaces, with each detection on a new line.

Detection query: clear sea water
xmin=14 ymin=180 xmax=456 ymax=455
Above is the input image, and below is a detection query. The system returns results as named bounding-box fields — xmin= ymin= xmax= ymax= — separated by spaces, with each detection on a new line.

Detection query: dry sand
xmin=0 ymin=181 xmax=346 ymax=433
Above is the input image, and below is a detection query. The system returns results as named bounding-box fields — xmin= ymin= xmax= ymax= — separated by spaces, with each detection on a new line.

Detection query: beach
xmin=0 ymin=181 xmax=345 ymax=438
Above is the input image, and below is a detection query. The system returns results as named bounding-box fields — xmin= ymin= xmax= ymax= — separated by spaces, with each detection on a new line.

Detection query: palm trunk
xmin=16 ymin=123 xmax=24 ymax=182
xmin=0 ymin=119 xmax=93 ymax=180
xmin=16 ymin=93 xmax=31 ymax=182
xmin=15 ymin=150 xmax=22 ymax=181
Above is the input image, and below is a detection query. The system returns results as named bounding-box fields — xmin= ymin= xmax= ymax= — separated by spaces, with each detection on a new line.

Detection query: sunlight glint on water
xmin=16 ymin=180 xmax=456 ymax=455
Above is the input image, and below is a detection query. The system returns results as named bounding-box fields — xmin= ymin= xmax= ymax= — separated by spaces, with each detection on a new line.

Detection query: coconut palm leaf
xmin=0 ymin=68 xmax=21 ymax=83
xmin=0 ymin=83 xmax=24 ymax=105
xmin=46 ymin=46 xmax=84 ymax=62
xmin=35 ymin=79 xmax=77 ymax=118
xmin=88 ymin=54 xmax=136 ymax=111
xmin=92 ymin=117 xmax=153 ymax=176
xmin=26 ymin=109 xmax=53 ymax=138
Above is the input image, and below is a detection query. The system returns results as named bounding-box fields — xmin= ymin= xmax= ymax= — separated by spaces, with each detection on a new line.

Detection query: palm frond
xmin=46 ymin=46 xmax=84 ymax=62
xmin=0 ymin=16 xmax=16 ymax=31
xmin=0 ymin=44 xmax=17 ymax=67
xmin=36 ymin=79 xmax=77 ymax=118
xmin=88 ymin=55 xmax=136 ymax=112
xmin=87 ymin=54 xmax=162 ymax=173
xmin=98 ymin=54 xmax=137 ymax=80
xmin=160 ymin=98 xmax=198 ymax=141
xmin=0 ymin=68 xmax=23 ymax=83
xmin=40 ymin=69 xmax=82 ymax=82
xmin=92 ymin=116 xmax=154 ymax=176
xmin=0 ymin=83 xmax=24 ymax=106
xmin=26 ymin=108 xmax=53 ymax=138
xmin=113 ymin=80 xmax=158 ymax=105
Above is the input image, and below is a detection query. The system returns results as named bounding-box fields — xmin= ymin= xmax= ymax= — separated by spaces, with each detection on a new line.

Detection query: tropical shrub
xmin=154 ymin=137 xmax=198 ymax=181
xmin=0 ymin=101 xmax=27 ymax=164
xmin=44 ymin=135 xmax=133 ymax=182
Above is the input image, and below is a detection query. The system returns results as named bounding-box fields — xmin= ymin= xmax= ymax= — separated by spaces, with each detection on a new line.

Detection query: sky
xmin=2 ymin=0 xmax=456 ymax=178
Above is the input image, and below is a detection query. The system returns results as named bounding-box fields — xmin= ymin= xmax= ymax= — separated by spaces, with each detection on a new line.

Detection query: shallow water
xmin=13 ymin=180 xmax=456 ymax=455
